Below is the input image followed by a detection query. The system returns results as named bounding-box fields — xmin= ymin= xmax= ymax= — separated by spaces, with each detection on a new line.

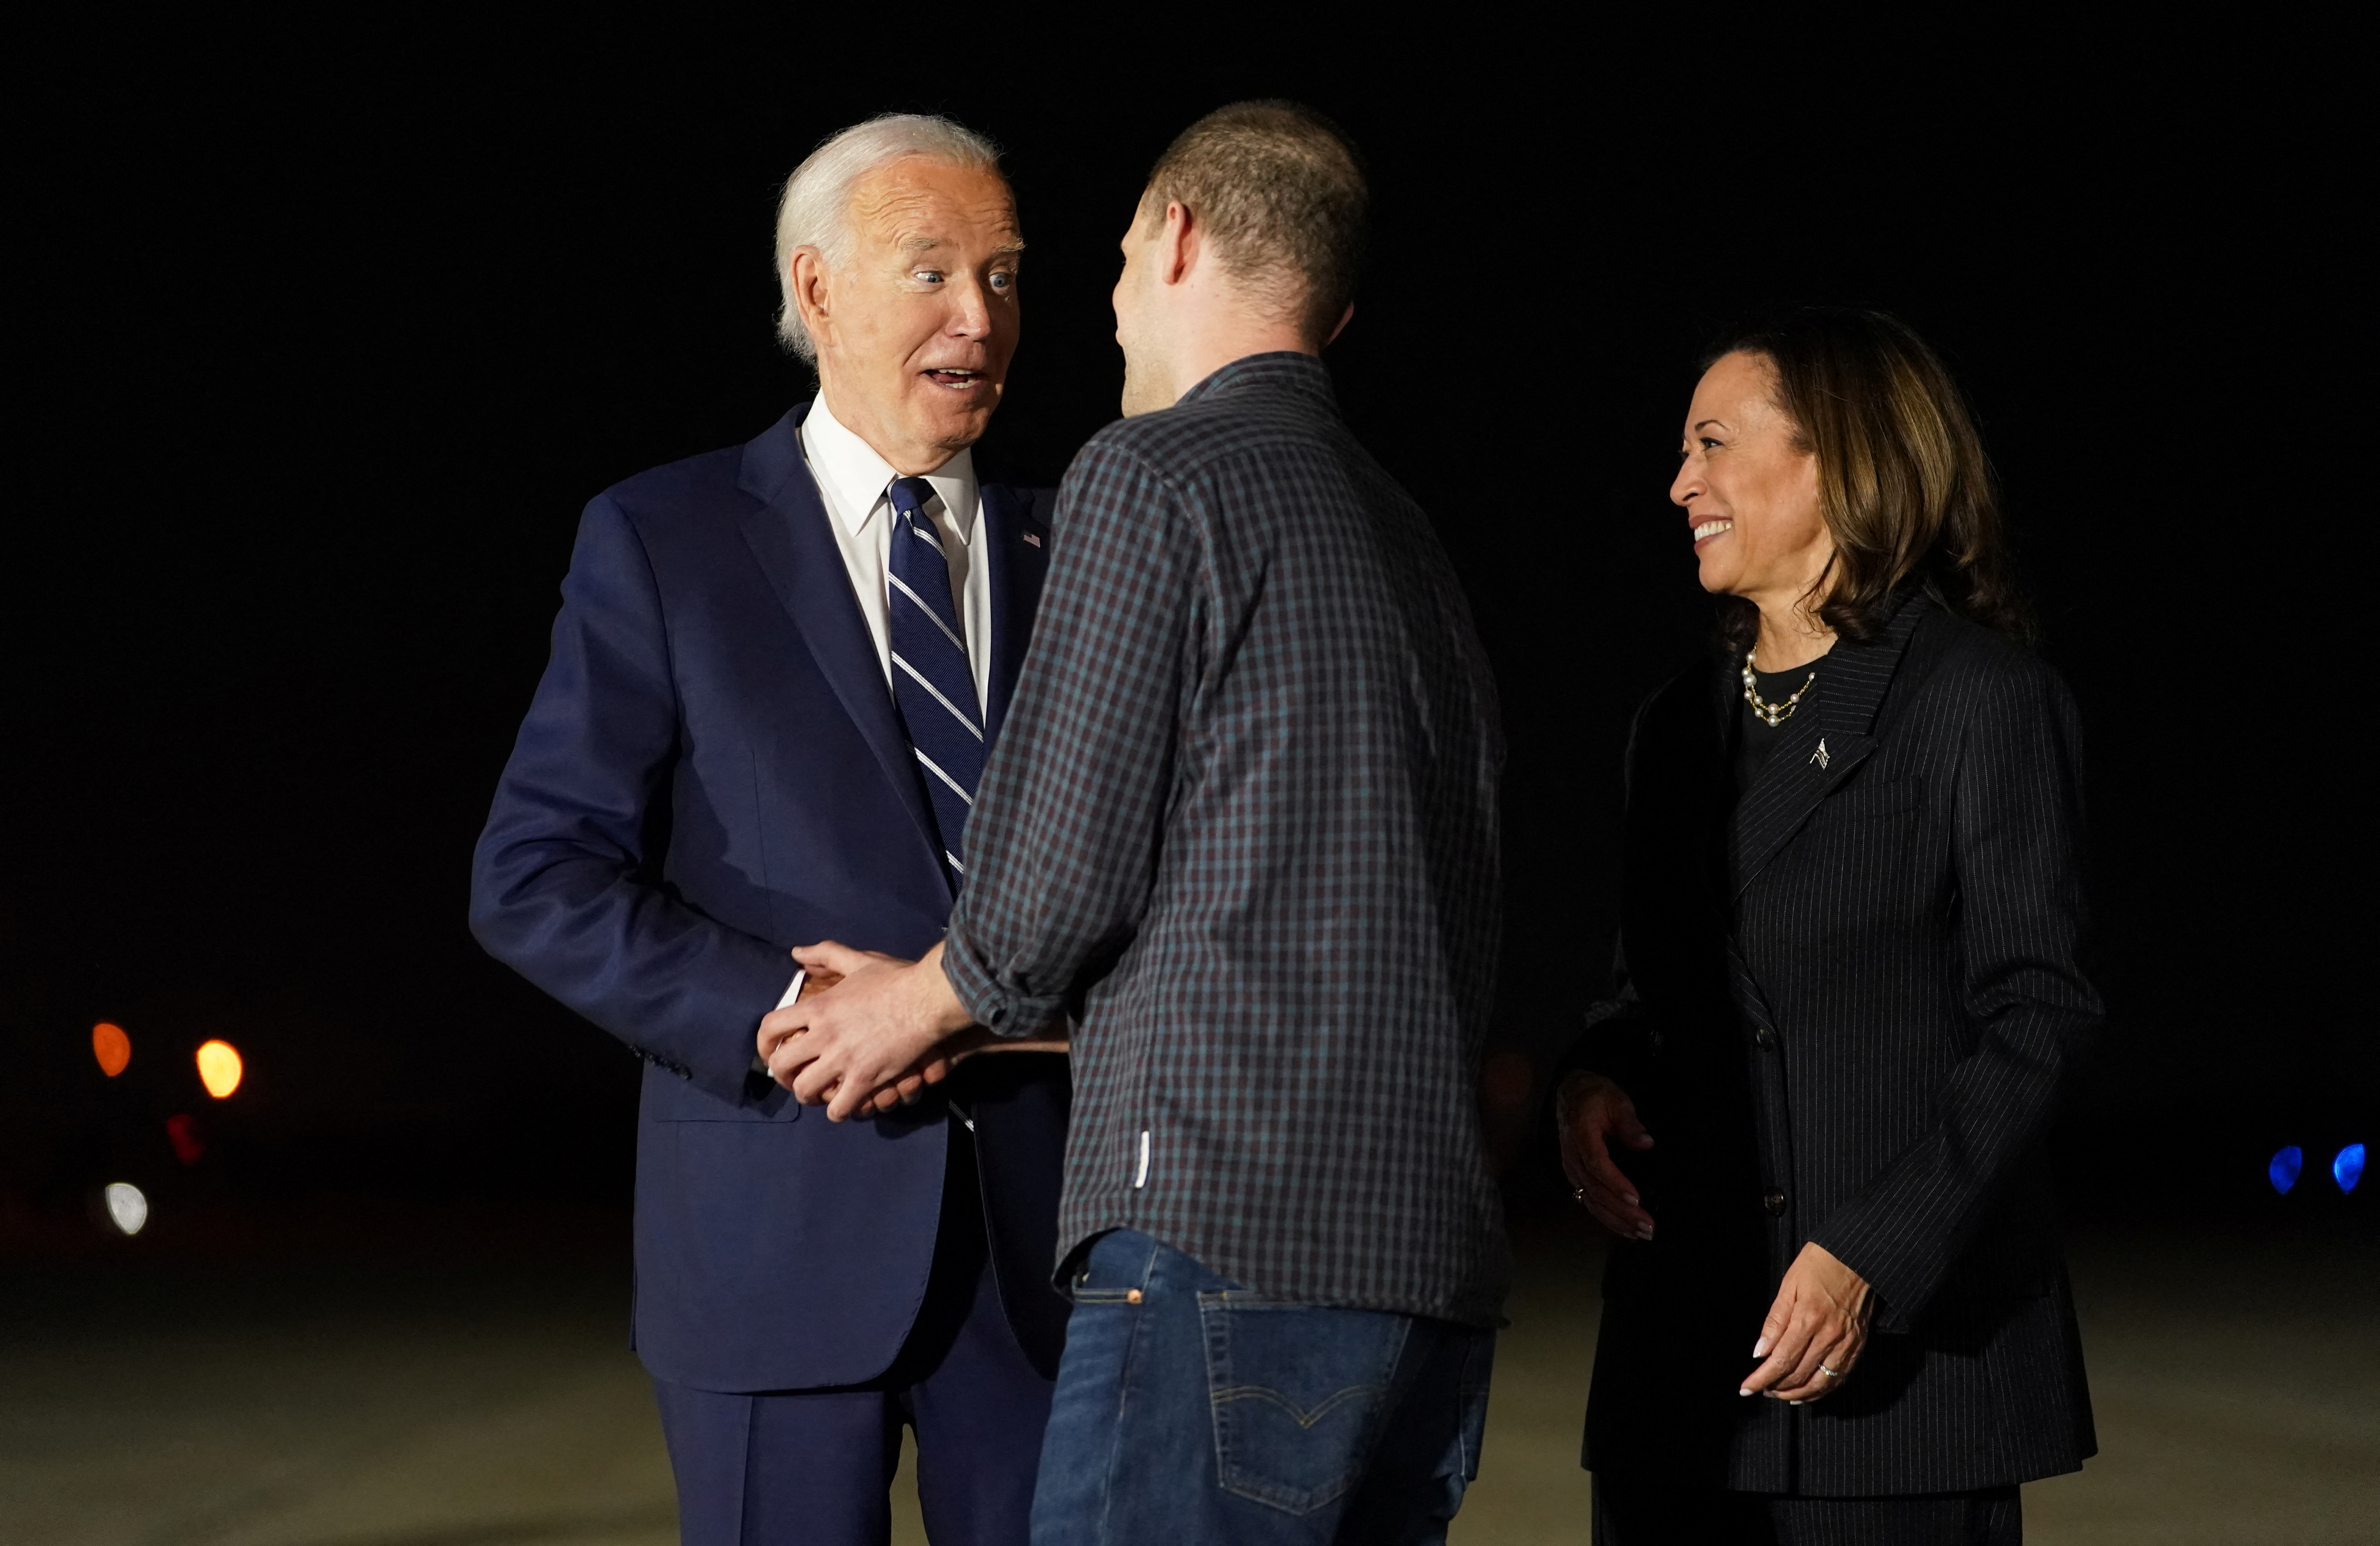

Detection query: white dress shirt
xmin=798 ymin=392 xmax=993 ymax=718
xmin=766 ymin=394 xmax=992 ymax=1024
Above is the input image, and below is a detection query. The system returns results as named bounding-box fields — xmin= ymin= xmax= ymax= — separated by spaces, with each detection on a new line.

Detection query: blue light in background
xmin=2269 ymin=1146 xmax=2303 ymax=1194
xmin=2335 ymin=1143 xmax=2366 ymax=1195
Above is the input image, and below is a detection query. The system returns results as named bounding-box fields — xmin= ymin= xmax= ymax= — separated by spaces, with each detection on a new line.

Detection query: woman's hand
xmin=1555 ymin=1070 xmax=1656 ymax=1239
xmin=1741 ymin=1242 xmax=1873 ymax=1403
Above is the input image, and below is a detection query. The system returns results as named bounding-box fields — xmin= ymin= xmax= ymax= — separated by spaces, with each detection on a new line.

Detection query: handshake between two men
xmin=757 ymin=940 xmax=1071 ymax=1121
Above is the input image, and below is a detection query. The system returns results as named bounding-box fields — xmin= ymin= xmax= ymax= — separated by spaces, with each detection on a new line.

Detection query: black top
xmin=1735 ymin=656 xmax=1824 ymax=792
xmin=1562 ymin=594 xmax=2100 ymax=1493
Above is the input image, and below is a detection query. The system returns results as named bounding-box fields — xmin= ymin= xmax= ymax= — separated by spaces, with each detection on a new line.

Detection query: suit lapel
xmin=737 ymin=408 xmax=941 ymax=859
xmin=977 ymin=479 xmax=1049 ymax=743
xmin=1729 ymin=592 xmax=1931 ymax=897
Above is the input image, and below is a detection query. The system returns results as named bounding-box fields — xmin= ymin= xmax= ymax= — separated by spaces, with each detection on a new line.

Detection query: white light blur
xmin=104 ymin=1182 xmax=149 ymax=1236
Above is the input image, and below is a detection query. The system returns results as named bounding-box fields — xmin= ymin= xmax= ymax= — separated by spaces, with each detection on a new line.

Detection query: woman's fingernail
xmin=1753 ymin=1336 xmax=1772 ymax=1358
xmin=1739 ymin=1387 xmax=1754 ymax=1397
xmin=1625 ymin=1194 xmax=1639 ymax=1206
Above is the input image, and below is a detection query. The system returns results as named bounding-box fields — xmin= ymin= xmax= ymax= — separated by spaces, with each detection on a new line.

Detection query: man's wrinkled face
xmin=808 ymin=157 xmax=1022 ymax=467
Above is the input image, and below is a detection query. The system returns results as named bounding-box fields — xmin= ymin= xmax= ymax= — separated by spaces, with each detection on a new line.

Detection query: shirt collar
xmin=805 ymin=392 xmax=977 ymax=544
xmin=1175 ymin=349 xmax=1335 ymax=408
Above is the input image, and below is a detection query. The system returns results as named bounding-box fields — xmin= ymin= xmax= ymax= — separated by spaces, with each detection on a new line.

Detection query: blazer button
xmin=1762 ymin=1188 xmax=1788 ymax=1217
xmin=1753 ymin=1025 xmax=1777 ymax=1051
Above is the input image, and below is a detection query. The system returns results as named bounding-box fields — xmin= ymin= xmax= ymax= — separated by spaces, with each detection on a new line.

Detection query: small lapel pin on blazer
xmin=1022 ymin=531 xmax=1042 ymax=548
xmin=1812 ymin=738 xmax=1830 ymax=770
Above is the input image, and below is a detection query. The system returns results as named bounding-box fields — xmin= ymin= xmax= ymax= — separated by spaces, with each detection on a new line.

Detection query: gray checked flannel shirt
xmin=943 ymin=353 xmax=1508 ymax=1326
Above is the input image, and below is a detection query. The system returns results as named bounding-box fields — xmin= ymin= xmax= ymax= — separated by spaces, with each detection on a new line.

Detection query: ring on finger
xmin=1818 ymin=1364 xmax=1845 ymax=1380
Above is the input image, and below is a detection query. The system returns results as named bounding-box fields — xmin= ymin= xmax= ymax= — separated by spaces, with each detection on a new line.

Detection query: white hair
xmin=774 ymin=114 xmax=1004 ymax=362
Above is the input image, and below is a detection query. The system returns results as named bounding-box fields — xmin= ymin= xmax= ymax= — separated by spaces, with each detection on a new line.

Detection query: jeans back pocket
xmin=1197 ymin=1293 xmax=1410 ymax=1516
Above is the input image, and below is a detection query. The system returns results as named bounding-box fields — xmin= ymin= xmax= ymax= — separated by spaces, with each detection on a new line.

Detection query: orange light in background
xmin=195 ymin=1039 xmax=243 ymax=1099
xmin=93 ymin=1022 xmax=132 ymax=1077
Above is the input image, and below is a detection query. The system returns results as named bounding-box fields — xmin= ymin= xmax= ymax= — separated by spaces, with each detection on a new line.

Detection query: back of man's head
xmin=1143 ymin=102 xmax=1368 ymax=347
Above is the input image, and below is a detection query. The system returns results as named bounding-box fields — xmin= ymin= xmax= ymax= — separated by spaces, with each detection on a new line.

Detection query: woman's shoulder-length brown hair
xmin=1708 ymin=307 xmax=2030 ymax=655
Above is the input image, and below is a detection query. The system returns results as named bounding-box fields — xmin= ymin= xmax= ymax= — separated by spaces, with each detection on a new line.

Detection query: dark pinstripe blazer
xmin=1566 ymin=590 xmax=2099 ymax=1494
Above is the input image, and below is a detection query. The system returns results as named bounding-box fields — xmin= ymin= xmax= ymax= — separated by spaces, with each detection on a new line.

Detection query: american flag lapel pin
xmin=1022 ymin=531 xmax=1042 ymax=548
xmin=1811 ymin=738 xmax=1829 ymax=770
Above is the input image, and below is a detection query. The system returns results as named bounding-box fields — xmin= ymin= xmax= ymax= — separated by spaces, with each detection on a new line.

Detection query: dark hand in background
xmin=1556 ymin=1069 xmax=1655 ymax=1239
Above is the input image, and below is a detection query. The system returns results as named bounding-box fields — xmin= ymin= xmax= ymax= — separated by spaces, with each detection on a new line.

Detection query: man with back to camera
xmin=767 ymin=102 xmax=1510 ymax=1545
xmin=468 ymin=114 xmax=1070 ymax=1546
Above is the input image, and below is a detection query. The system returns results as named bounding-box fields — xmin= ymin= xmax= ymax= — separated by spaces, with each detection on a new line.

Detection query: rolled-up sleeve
xmin=942 ymin=439 xmax=1194 ymax=1035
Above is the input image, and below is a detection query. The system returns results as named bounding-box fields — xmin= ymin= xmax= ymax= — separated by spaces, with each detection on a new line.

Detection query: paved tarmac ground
xmin=1454 ymin=1220 xmax=2380 ymax=1545
xmin=2 ymin=1215 xmax=2371 ymax=1546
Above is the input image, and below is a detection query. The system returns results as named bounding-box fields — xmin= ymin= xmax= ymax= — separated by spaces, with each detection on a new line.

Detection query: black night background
xmin=4 ymin=17 xmax=2368 ymax=1544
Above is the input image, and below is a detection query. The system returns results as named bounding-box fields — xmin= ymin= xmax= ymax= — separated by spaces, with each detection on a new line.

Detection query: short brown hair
xmin=1710 ymin=307 xmax=2030 ymax=653
xmin=1143 ymin=101 xmax=1368 ymax=345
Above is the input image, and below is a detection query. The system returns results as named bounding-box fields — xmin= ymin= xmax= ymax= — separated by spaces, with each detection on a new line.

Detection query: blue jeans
xmin=1030 ymin=1230 xmax=1495 ymax=1546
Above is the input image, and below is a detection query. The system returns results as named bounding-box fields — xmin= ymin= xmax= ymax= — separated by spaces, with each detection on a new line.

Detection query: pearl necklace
xmin=1742 ymin=648 xmax=1817 ymax=727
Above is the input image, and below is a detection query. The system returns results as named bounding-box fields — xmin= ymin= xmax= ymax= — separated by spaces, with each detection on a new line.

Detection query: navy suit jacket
xmin=470 ymin=405 xmax=1070 ymax=1392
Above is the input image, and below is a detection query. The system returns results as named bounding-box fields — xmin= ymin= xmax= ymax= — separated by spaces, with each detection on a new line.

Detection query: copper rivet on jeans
xmin=1126 ymin=1289 xmax=1144 ymax=1304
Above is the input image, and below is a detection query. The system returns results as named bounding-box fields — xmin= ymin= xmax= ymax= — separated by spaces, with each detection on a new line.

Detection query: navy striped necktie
xmin=885 ymin=475 xmax=982 ymax=890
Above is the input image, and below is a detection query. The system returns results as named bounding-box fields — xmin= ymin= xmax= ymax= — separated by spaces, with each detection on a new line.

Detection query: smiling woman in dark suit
xmin=1556 ymin=309 xmax=2100 ymax=1546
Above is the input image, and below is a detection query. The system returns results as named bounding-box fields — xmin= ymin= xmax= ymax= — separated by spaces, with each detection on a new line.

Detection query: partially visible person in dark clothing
xmin=1556 ymin=308 xmax=2099 ymax=1546
xmin=768 ymin=102 xmax=1506 ymax=1546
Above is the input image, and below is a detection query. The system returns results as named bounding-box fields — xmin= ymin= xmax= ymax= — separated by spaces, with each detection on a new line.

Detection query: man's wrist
xmin=917 ymin=943 xmax=976 ymax=1036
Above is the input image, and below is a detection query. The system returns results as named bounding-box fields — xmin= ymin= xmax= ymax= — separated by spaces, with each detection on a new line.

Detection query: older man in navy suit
xmin=470 ymin=114 xmax=1069 ymax=1546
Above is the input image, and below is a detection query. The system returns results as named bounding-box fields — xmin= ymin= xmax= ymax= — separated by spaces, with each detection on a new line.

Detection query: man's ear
xmin=1157 ymin=200 xmax=1197 ymax=288
xmin=1324 ymin=302 xmax=1355 ymax=348
xmin=790 ymin=248 xmax=833 ymax=349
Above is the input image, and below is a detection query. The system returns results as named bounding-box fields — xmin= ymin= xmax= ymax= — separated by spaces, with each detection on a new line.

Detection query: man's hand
xmin=1556 ymin=1070 xmax=1656 ymax=1239
xmin=1739 ymin=1242 xmax=1873 ymax=1403
xmin=757 ymin=964 xmax=940 ymax=1118
xmin=762 ymin=940 xmax=975 ymax=1121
